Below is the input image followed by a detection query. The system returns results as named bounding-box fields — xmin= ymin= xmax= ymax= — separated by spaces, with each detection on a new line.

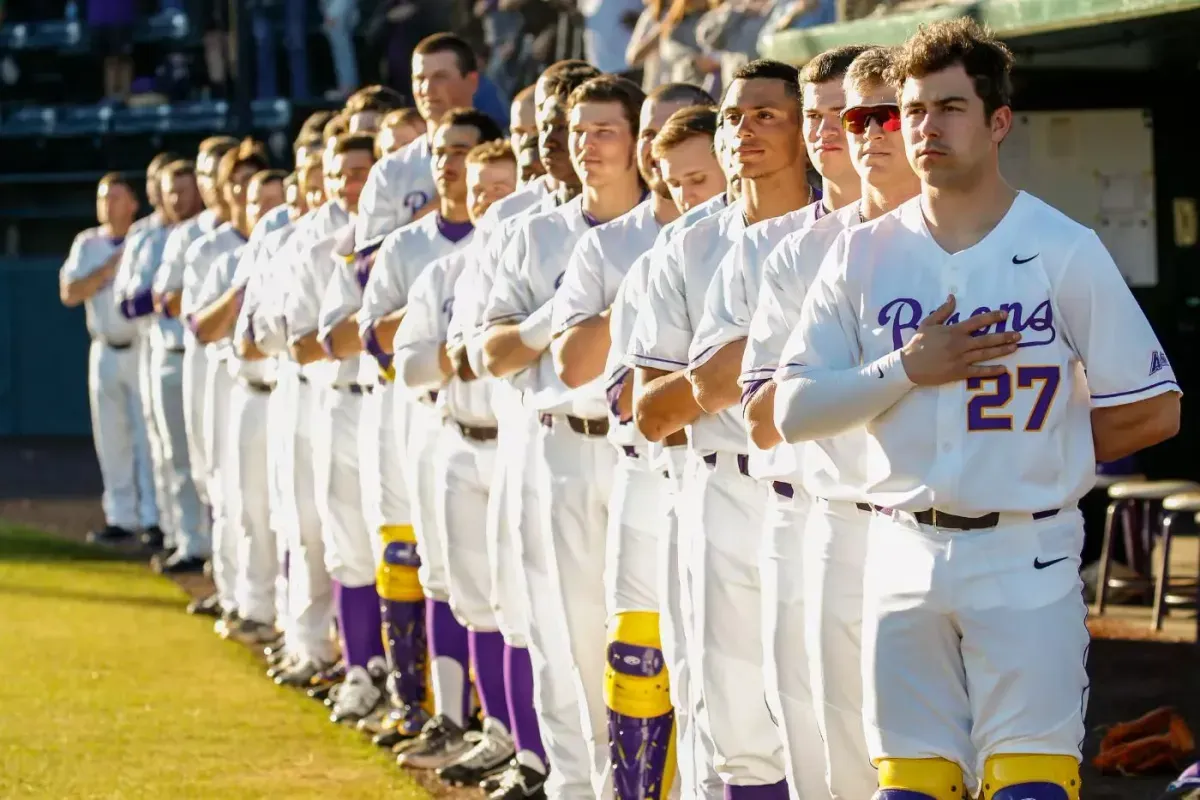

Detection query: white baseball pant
xmin=283 ymin=377 xmax=335 ymax=663
xmin=311 ymin=387 xmax=376 ymax=588
xmin=685 ymin=452 xmax=789 ymax=791
xmin=400 ymin=399 xmax=449 ymax=600
xmin=203 ymin=356 xmax=236 ymax=612
xmin=488 ymin=391 xmax=531 ymax=647
xmin=181 ymin=343 xmax=210 ymax=505
xmin=149 ymin=347 xmax=209 ymax=558
xmin=536 ymin=419 xmax=615 ymax=797
xmin=510 ymin=410 xmax=595 ymax=800
xmin=266 ymin=370 xmax=292 ymax=626
xmin=136 ymin=335 xmax=168 ymax=536
xmin=359 ymin=384 xmax=411 ymax=555
xmin=862 ymin=509 xmax=1090 ymax=795
xmin=226 ymin=379 xmax=276 ymax=625
xmin=760 ymin=486 xmax=832 ymax=800
xmin=87 ymin=340 xmax=157 ymax=531
xmin=436 ymin=423 xmax=497 ymax=630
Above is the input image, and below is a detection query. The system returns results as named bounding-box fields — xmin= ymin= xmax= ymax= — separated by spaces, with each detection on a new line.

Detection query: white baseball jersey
xmin=360 ymin=212 xmax=475 ymax=394
xmin=628 ymin=201 xmax=748 ymax=454
xmin=111 ymin=213 xmax=165 ymax=328
xmin=485 ymin=196 xmax=604 ymax=415
xmin=154 ymin=209 xmax=219 ymax=296
xmin=355 ymin=134 xmax=435 ymax=246
xmin=233 ymin=218 xmax=299 ymax=374
xmin=315 ymin=222 xmax=374 ymax=389
xmin=477 ymin=174 xmax=551 ymax=231
xmin=551 ymin=199 xmax=662 ymax=442
xmin=395 ymin=249 xmax=497 ymax=425
xmin=245 ymin=215 xmax=313 ymax=359
xmin=774 ymin=191 xmax=1180 ymax=515
xmin=281 ymin=202 xmax=353 ymax=385
xmin=181 ymin=223 xmax=247 ymax=322
xmin=193 ymin=246 xmax=245 ymax=360
xmin=741 ymin=203 xmax=861 ymax=489
xmin=61 ymin=227 xmax=138 ymax=345
xmin=124 ymin=224 xmax=186 ymax=351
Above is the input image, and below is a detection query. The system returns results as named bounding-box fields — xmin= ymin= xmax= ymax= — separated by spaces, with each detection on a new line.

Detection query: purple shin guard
xmin=334 ymin=582 xmax=385 ymax=667
xmin=608 ymin=641 xmax=674 ymax=799
xmin=469 ymin=629 xmax=510 ymax=730
xmin=381 ymin=598 xmax=427 ymax=708
xmin=724 ymin=781 xmax=791 ymax=800
xmin=426 ymin=598 xmax=471 ymax=723
xmin=504 ymin=643 xmax=547 ymax=767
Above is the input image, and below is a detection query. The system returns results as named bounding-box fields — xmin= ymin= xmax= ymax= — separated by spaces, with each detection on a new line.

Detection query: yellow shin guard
xmin=981 ymin=754 xmax=1080 ymax=800
xmin=875 ymin=758 xmax=967 ymax=799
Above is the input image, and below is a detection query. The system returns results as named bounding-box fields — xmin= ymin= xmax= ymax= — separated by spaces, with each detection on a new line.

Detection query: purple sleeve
xmin=122 ymin=288 xmax=157 ymax=319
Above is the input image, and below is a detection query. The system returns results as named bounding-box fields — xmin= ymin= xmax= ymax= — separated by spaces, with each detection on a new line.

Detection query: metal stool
xmin=1094 ymin=479 xmax=1200 ymax=616
xmin=1152 ymin=492 xmax=1200 ymax=633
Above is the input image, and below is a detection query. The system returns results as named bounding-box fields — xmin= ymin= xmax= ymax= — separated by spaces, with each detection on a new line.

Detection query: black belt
xmin=240 ymin=378 xmax=275 ymax=395
xmin=702 ymin=451 xmax=749 ymax=477
xmin=454 ymin=420 xmax=498 ymax=442
xmin=879 ymin=506 xmax=1059 ymax=531
xmin=772 ymin=481 xmax=793 ymax=498
xmin=298 ymin=374 xmax=309 ymax=384
xmin=99 ymin=339 xmax=134 ymax=350
xmin=334 ymin=383 xmax=373 ymax=395
xmin=622 ymin=445 xmax=639 ymax=459
xmin=539 ymin=414 xmax=609 ymax=437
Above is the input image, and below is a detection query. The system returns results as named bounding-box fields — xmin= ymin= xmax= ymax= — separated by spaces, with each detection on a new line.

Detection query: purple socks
xmin=426 ymin=598 xmax=471 ymax=724
xmin=470 ymin=629 xmax=510 ymax=730
xmin=334 ymin=581 xmax=385 ymax=667
xmin=504 ymin=642 xmax=547 ymax=767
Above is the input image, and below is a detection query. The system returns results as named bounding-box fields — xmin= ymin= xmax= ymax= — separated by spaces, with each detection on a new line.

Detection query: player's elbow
xmin=482 ymin=328 xmax=516 ymax=378
xmin=690 ymin=371 xmax=722 ymax=415
xmin=633 ymin=400 xmax=670 ymax=443
xmin=773 ymin=381 xmax=811 ymax=444
xmin=60 ymin=284 xmax=82 ymax=307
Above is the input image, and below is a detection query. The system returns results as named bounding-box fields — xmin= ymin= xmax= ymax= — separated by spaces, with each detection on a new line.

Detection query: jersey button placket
xmin=931 ymin=256 xmax=966 ymax=504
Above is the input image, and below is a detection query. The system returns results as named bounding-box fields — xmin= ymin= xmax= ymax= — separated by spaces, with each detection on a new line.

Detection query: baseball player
xmin=508 ymin=84 xmax=545 ymax=187
xmin=686 ymin=47 xmax=866 ymax=800
xmin=484 ymin=74 xmax=652 ymax=798
xmin=192 ymin=168 xmax=288 ymax=646
xmin=58 ymin=173 xmax=156 ymax=547
xmin=629 ymin=58 xmax=810 ymax=799
xmin=377 ymin=108 xmax=426 ymax=159
xmin=739 ymin=48 xmax=920 ymax=800
xmin=182 ymin=139 xmax=265 ymax=637
xmin=392 ymin=138 xmax=519 ymax=782
xmin=548 ymin=82 xmax=713 ymax=800
xmin=774 ymin=20 xmax=1180 ymax=799
xmin=285 ymin=133 xmax=384 ymax=718
xmin=356 ymin=32 xmax=480 ymax=246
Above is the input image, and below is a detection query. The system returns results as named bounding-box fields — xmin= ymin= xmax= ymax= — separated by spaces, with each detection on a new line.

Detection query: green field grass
xmin=0 ymin=525 xmax=430 ymax=800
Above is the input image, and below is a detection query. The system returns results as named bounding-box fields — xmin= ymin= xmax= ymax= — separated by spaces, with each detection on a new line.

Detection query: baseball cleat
xmin=329 ymin=665 xmax=383 ymax=724
xmin=487 ymin=763 xmax=548 ymax=799
xmin=213 ymin=611 xmax=240 ymax=638
xmin=186 ymin=593 xmax=222 ymax=618
xmin=355 ymin=706 xmax=390 ymax=736
xmin=395 ymin=714 xmax=471 ymax=769
xmin=274 ymin=658 xmax=333 ymax=688
xmin=266 ymin=653 xmax=298 ymax=680
xmin=86 ymin=525 xmax=136 ymax=546
xmin=226 ymin=618 xmax=279 ymax=646
xmin=155 ymin=552 xmax=207 ymax=575
xmin=373 ymin=705 xmax=429 ymax=749
xmin=436 ymin=718 xmax=515 ymax=786
xmin=139 ymin=525 xmax=166 ymax=550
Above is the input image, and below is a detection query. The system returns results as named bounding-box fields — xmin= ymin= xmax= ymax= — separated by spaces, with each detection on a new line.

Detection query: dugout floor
xmin=1 ymin=437 xmax=1195 ymax=799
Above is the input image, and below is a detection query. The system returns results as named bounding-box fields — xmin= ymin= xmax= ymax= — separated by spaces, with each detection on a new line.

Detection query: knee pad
xmin=376 ymin=524 xmax=423 ymax=602
xmin=982 ymin=754 xmax=1080 ymax=800
xmin=875 ymin=758 xmax=966 ymax=800
xmin=605 ymin=611 xmax=675 ymax=799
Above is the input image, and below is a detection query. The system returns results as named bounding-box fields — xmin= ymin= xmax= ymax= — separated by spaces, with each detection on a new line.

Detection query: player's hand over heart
xmin=900 ymin=295 xmax=1020 ymax=386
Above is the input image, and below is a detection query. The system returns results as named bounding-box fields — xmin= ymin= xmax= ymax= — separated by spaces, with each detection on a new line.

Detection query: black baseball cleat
xmin=487 ymin=763 xmax=547 ymax=799
xmin=140 ymin=525 xmax=166 ymax=550
xmin=186 ymin=593 xmax=222 ymax=618
xmin=154 ymin=552 xmax=206 ymax=575
xmin=372 ymin=704 xmax=429 ymax=748
xmin=87 ymin=525 xmax=136 ymax=546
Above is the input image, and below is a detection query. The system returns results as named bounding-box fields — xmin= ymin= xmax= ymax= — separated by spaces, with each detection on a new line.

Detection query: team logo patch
xmin=403 ymin=191 xmax=430 ymax=215
xmin=1149 ymin=350 xmax=1170 ymax=376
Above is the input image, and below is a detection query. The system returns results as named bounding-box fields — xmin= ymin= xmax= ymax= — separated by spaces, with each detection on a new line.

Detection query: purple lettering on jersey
xmin=879 ymin=297 xmax=1056 ymax=350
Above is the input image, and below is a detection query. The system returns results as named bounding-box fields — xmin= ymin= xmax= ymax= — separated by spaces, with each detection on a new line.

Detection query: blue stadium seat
xmin=0 ymin=106 xmax=57 ymax=138
xmin=55 ymin=105 xmax=114 ymax=136
xmin=135 ymin=9 xmax=194 ymax=44
xmin=252 ymin=99 xmax=292 ymax=130
xmin=0 ymin=20 xmax=85 ymax=51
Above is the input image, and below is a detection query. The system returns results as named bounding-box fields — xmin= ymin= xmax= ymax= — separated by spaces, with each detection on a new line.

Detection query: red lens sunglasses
xmin=840 ymin=104 xmax=902 ymax=135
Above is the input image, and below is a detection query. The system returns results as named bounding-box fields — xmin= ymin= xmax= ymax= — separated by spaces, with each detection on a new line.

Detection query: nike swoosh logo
xmin=1012 ymin=254 xmax=1038 ymax=264
xmin=1033 ymin=556 xmax=1069 ymax=570
xmin=875 ymin=365 xmax=884 ymax=378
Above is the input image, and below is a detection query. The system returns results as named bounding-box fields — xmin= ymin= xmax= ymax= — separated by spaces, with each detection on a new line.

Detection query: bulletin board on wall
xmin=1000 ymin=109 xmax=1157 ymax=287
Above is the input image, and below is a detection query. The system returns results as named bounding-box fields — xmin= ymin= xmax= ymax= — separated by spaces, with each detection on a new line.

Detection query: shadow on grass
xmin=0 ymin=525 xmax=137 ymax=564
xmin=0 ymin=582 xmax=186 ymax=611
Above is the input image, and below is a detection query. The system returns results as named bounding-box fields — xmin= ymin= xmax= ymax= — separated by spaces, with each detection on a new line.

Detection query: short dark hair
xmin=322 ymin=113 xmax=349 ymax=142
xmin=148 ymin=151 xmax=180 ymax=177
xmin=99 ymin=171 xmax=135 ymax=192
xmin=543 ymin=59 xmax=592 ymax=77
xmin=648 ymin=82 xmax=714 ymax=108
xmin=382 ymin=108 xmax=424 ymax=130
xmin=889 ymin=17 xmax=1014 ymax=117
xmin=844 ymin=47 xmax=896 ymax=96
xmin=299 ymin=110 xmax=335 ymax=140
xmin=466 ymin=139 xmax=517 ymax=167
xmin=437 ymin=108 xmax=504 ymax=146
xmin=568 ymin=75 xmax=647 ymax=136
xmin=332 ymin=132 xmax=378 ymax=158
xmin=652 ymin=104 xmax=719 ymax=158
xmin=413 ymin=32 xmax=478 ymax=77
xmin=543 ymin=64 xmax=603 ymax=105
xmin=252 ymin=168 xmax=289 ymax=186
xmin=161 ymin=159 xmax=196 ymax=181
xmin=728 ymin=59 xmax=801 ymax=104
xmin=217 ymin=138 xmax=270 ymax=187
xmin=199 ymin=135 xmax=238 ymax=158
xmin=800 ymin=45 xmax=874 ymax=88
xmin=345 ymin=85 xmax=408 ymax=115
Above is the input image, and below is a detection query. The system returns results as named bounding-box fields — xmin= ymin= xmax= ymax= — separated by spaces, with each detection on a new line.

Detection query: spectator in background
xmin=321 ymin=0 xmax=360 ymax=100
xmin=201 ymin=0 xmax=236 ymax=98
xmin=762 ymin=0 xmax=835 ymax=33
xmin=471 ymin=40 xmax=511 ymax=130
xmin=658 ymin=0 xmax=721 ymax=92
xmin=581 ymin=0 xmax=643 ymax=73
xmin=250 ymin=0 xmax=311 ymax=100
xmin=90 ymin=0 xmax=137 ymax=102
xmin=625 ymin=0 xmax=667 ymax=90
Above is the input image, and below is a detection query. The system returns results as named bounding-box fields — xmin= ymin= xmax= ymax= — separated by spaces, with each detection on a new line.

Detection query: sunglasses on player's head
xmin=840 ymin=104 xmax=902 ymax=135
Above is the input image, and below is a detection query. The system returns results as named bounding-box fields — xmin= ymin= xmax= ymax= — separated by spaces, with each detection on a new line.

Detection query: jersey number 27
xmin=967 ymin=365 xmax=1061 ymax=432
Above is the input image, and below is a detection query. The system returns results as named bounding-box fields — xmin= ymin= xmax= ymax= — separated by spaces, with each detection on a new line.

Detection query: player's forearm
xmin=1091 ymin=392 xmax=1181 ymax=463
xmin=689 ymin=339 xmax=746 ymax=414
xmin=369 ymin=310 xmax=406 ymax=355
xmin=60 ymin=266 xmax=115 ymax=306
xmin=190 ymin=287 xmax=244 ymax=344
xmin=396 ymin=342 xmax=451 ymax=390
xmin=289 ymin=331 xmax=326 ymax=365
xmin=774 ymin=350 xmax=913 ymax=443
xmin=552 ymin=314 xmax=610 ymax=389
xmin=157 ymin=290 xmax=182 ymax=318
xmin=324 ymin=315 xmax=363 ymax=359
xmin=483 ymin=323 xmax=542 ymax=378
xmin=745 ymin=381 xmax=782 ymax=450
xmin=237 ymin=333 xmax=268 ymax=361
xmin=635 ymin=367 xmax=704 ymax=443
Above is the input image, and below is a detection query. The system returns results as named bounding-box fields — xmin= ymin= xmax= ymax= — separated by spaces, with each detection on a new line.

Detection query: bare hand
xmin=899 ymin=295 xmax=1020 ymax=386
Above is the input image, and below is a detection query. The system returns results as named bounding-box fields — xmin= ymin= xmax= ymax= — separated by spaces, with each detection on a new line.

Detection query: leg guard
xmin=874 ymin=758 xmax=967 ymax=800
xmin=982 ymin=755 xmax=1080 ymax=800
xmin=605 ymin=610 xmax=675 ymax=800
xmin=377 ymin=524 xmax=427 ymax=712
